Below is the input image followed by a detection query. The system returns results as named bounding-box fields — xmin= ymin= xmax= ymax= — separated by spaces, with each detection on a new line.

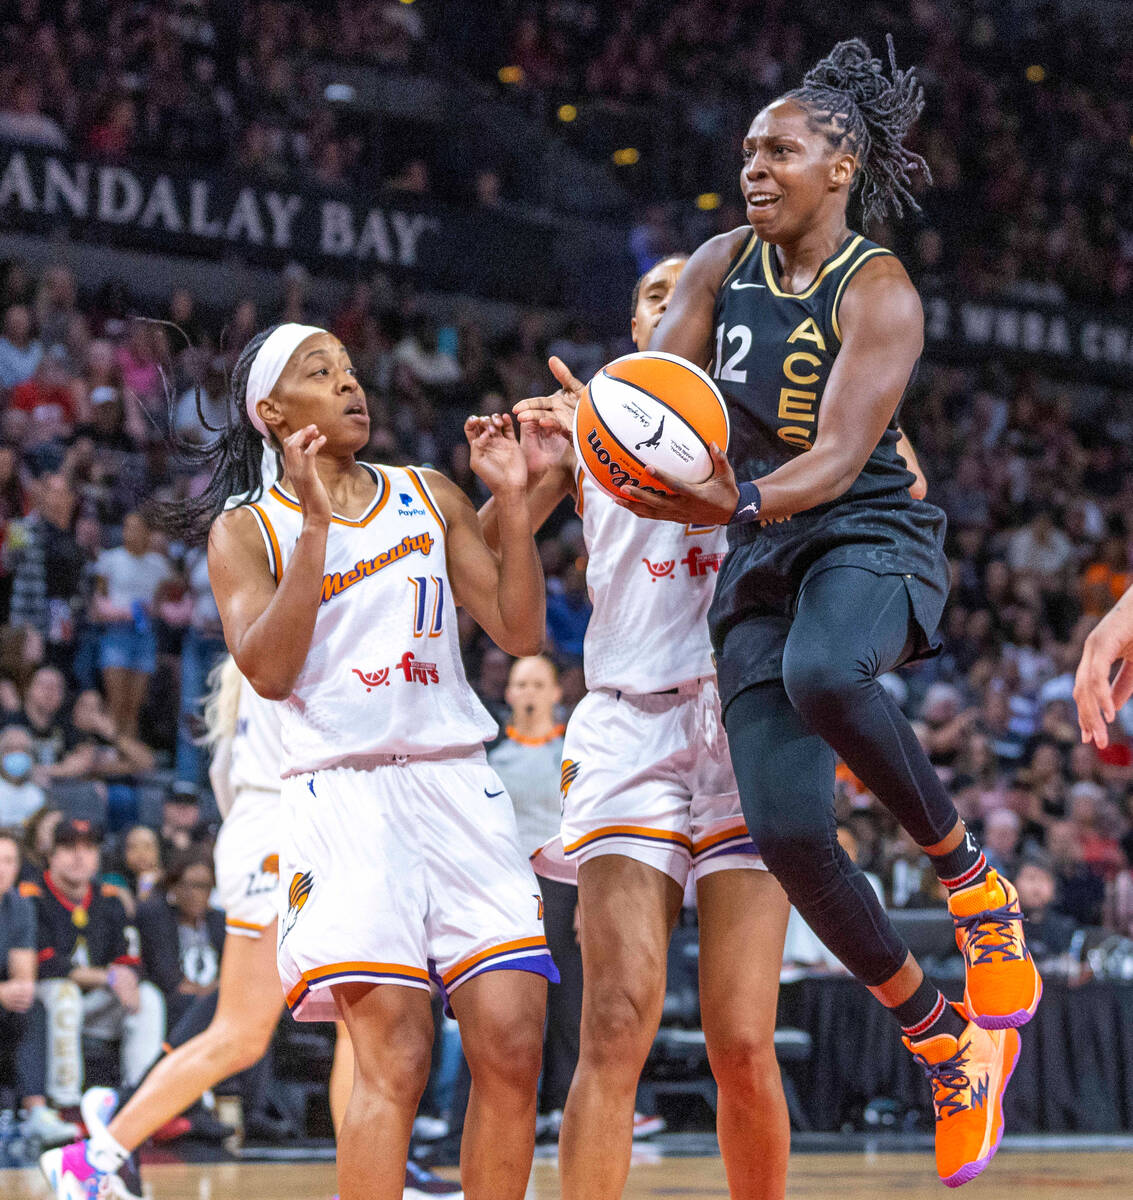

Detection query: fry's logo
xmin=682 ymin=546 xmax=725 ymax=577
xmin=321 ymin=532 xmax=434 ymax=604
xmin=398 ymin=652 xmax=439 ymax=684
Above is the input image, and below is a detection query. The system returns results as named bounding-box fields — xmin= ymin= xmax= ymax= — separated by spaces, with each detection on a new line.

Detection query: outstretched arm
xmin=1074 ymin=587 xmax=1133 ymax=748
xmin=426 ymin=417 xmax=545 ymax=657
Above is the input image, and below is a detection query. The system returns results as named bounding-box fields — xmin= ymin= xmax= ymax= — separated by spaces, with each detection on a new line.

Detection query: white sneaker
xmin=80 ymin=1086 xmax=120 ymax=1134
xmin=632 ymin=1111 xmax=666 ymax=1140
xmin=412 ymin=1114 xmax=450 ymax=1141
xmin=19 ymin=1106 xmax=81 ymax=1147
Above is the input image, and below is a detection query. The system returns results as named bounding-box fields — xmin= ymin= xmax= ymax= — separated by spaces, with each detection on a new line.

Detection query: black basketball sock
xmin=928 ymin=825 xmax=990 ymax=893
xmin=893 ymin=975 xmax=967 ymax=1041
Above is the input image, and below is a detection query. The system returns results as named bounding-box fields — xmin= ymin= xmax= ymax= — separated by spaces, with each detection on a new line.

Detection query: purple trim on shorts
xmin=695 ymin=839 xmax=758 ymax=864
xmin=429 ymin=953 xmax=559 ymax=1018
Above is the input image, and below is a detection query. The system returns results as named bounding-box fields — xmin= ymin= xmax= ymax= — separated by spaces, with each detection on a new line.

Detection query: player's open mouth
xmin=747 ymin=192 xmax=781 ymax=209
xmin=343 ymin=403 xmax=366 ymax=415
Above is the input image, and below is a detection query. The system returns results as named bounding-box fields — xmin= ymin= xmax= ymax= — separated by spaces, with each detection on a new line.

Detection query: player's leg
xmin=696 ymin=867 xmax=789 ymax=1200
xmin=559 ymin=853 xmax=683 ymax=1200
xmin=40 ymin=929 xmax=283 ymax=1199
xmin=330 ymin=1020 xmax=353 ymax=1136
xmin=781 ymin=565 xmax=1039 ymax=1028
xmin=449 ymin=969 xmax=546 ymax=1200
xmin=726 ymin=638 xmax=1021 ymax=1184
xmin=107 ymin=923 xmax=283 ymax=1149
xmin=334 ymin=981 xmax=434 ymax=1200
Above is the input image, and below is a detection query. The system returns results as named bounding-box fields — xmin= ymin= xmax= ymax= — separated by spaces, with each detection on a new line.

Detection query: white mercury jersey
xmin=245 ymin=463 xmax=497 ymax=776
xmin=229 ymin=674 xmax=283 ymax=798
xmin=577 ymin=468 xmax=726 ymax=694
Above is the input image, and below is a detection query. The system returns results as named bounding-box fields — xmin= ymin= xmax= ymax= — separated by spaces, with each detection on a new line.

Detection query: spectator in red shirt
xmin=8 ymin=353 xmax=77 ymax=448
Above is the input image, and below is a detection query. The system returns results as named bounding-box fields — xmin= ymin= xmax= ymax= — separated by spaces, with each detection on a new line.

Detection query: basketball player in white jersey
xmin=46 ymin=655 xmax=462 ymax=1199
xmin=482 ymin=258 xmax=789 ymax=1200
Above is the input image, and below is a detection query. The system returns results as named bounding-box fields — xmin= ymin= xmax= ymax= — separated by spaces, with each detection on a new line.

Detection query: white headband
xmin=244 ymin=323 xmax=327 ymax=439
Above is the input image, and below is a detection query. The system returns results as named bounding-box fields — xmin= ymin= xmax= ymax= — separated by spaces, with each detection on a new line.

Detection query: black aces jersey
xmin=712 ymin=230 xmax=914 ymax=506
xmin=706 ymin=230 xmax=950 ymax=704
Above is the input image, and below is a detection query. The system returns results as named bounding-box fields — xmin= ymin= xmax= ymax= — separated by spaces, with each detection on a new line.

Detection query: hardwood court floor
xmin=6 ymin=1152 xmax=1132 ymax=1198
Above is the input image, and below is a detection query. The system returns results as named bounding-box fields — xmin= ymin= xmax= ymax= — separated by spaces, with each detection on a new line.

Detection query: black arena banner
xmin=0 ymin=143 xmax=556 ymax=304
xmin=920 ymin=290 xmax=1133 ymax=383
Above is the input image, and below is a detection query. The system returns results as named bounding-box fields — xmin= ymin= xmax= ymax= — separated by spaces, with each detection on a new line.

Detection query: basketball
xmin=574 ymin=351 xmax=730 ymax=501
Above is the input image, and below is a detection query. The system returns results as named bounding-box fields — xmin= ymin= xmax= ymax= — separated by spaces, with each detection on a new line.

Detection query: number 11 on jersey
xmin=410 ymin=576 xmax=444 ymax=638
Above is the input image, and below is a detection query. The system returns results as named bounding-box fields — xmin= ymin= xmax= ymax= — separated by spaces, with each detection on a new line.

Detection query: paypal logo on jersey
xmin=398 ymin=492 xmax=427 ymax=517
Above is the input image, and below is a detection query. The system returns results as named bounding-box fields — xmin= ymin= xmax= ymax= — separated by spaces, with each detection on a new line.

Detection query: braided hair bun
xmin=783 ymin=34 xmax=931 ymax=227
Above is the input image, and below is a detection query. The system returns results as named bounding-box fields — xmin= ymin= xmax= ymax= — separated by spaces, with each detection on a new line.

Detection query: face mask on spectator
xmin=2 ymin=750 xmax=33 ymax=781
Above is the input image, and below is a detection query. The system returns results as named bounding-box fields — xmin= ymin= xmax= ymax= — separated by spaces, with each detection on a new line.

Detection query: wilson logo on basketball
xmin=280 ymin=870 xmax=314 ymax=944
xmin=560 ymin=759 xmax=581 ymax=798
xmin=583 ymin=429 xmax=668 ymax=497
xmin=320 ymin=532 xmax=434 ymax=605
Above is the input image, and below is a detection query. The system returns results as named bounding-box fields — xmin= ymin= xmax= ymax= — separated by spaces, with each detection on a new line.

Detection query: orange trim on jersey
xmin=692 ymin=823 xmax=752 ymax=856
xmin=504 ymin=724 xmax=566 ymax=747
xmin=575 ymin=466 xmax=586 ymax=517
xmin=269 ymin=465 xmax=390 ymax=527
xmin=248 ymin=504 xmax=282 ymax=584
xmin=563 ymin=825 xmax=693 ymax=855
xmin=406 ymin=468 xmax=446 ymax=531
xmin=286 ymin=960 xmax=431 ymax=1009
xmin=225 ymin=918 xmax=269 ymax=932
xmin=442 ymin=936 xmax=549 ymax=987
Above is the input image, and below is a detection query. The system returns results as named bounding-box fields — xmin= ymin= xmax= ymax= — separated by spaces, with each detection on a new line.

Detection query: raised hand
xmin=1074 ymin=588 xmax=1133 ymax=747
xmin=465 ymin=413 xmax=528 ymax=496
xmin=617 ymin=442 xmax=740 ymax=526
xmin=513 ymin=356 xmax=585 ymax=438
xmin=282 ymin=425 xmax=331 ymax=524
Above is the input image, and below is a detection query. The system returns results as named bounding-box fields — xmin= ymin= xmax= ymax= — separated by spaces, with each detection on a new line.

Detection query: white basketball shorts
xmin=214 ymin=786 xmax=281 ymax=939
xmin=277 ymin=750 xmax=558 ymax=1022
xmin=559 ymin=680 xmax=763 ymax=888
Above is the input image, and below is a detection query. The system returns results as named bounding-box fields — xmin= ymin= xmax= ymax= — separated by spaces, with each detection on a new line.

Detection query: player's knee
xmin=466 ymin=1017 xmax=543 ymax=1093
xmin=354 ymin=1029 xmax=433 ymax=1110
xmin=582 ymin=977 xmax=662 ymax=1063
xmin=208 ymin=1020 xmax=272 ymax=1074
xmin=707 ymin=1029 xmax=779 ymax=1101
xmin=781 ymin=649 xmax=863 ymax=724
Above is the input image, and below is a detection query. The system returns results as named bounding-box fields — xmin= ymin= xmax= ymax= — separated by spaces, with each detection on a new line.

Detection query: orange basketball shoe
xmin=948 ymin=869 xmax=1042 ymax=1029
xmin=904 ymin=1003 xmax=1021 ymax=1188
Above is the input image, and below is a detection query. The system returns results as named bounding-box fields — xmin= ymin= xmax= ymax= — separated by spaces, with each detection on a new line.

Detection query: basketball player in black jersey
xmin=614 ymin=38 xmax=1041 ymax=1188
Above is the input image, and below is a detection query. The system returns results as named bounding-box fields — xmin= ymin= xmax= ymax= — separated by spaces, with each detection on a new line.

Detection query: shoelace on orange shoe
xmin=913 ymin=1044 xmax=974 ymax=1121
xmin=955 ymin=901 xmax=1027 ymax=964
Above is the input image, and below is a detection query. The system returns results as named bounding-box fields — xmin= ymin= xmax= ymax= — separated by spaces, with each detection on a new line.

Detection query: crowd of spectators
xmin=3 ymin=2 xmax=1133 ymax=305
xmin=2 ymin=0 xmax=1133 ymax=1142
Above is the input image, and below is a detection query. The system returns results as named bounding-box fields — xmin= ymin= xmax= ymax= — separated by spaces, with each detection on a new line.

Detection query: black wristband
xmin=730 ymin=481 xmax=763 ymax=524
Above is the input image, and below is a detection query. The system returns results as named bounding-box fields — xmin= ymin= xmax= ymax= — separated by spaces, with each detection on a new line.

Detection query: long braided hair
xmin=781 ymin=34 xmax=931 ymax=227
xmin=152 ymin=324 xmax=281 ymax=545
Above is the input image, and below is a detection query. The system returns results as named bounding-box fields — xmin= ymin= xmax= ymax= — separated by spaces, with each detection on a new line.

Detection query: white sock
xmin=87 ymin=1126 xmax=130 ymax=1172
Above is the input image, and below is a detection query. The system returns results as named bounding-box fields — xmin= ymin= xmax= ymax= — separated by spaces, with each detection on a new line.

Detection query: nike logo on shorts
xmin=484 ymin=787 xmax=505 ymax=798
xmin=731 ymin=280 xmax=765 ymax=290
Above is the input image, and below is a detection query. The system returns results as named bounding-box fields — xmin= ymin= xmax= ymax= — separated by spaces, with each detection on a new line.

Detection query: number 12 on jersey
xmin=409 ymin=576 xmax=444 ymax=638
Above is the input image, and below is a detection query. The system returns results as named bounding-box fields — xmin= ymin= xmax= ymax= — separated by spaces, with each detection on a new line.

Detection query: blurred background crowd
xmin=2 ymin=0 xmax=1133 ymax=1151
